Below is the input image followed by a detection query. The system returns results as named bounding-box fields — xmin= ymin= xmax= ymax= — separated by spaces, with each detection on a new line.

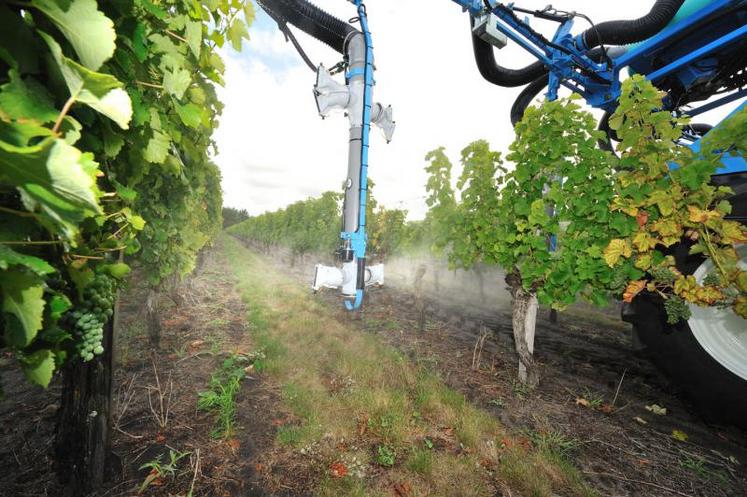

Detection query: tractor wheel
xmin=624 ymin=241 xmax=747 ymax=428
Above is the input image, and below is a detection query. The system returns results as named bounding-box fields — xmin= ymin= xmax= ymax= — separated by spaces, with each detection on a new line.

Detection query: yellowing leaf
xmin=672 ymin=429 xmax=688 ymax=442
xmin=604 ymin=239 xmax=632 ymax=267
xmin=687 ymin=205 xmax=721 ymax=224
xmin=633 ymin=232 xmax=657 ymax=252
xmin=623 ymin=280 xmax=646 ymax=303
xmin=645 ymin=404 xmax=667 ymax=415
xmin=721 ymin=221 xmax=747 ymax=244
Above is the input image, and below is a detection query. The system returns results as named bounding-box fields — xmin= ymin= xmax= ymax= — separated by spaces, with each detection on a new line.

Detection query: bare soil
xmin=2 ymin=240 xmax=746 ymax=497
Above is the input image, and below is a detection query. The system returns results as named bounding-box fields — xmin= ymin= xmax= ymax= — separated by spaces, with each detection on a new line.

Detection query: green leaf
xmin=0 ymin=246 xmax=56 ymax=276
xmin=175 ymin=102 xmax=202 ymax=129
xmin=0 ymin=137 xmax=101 ymax=216
xmin=244 ymin=2 xmax=256 ymax=26
xmin=227 ymin=18 xmax=249 ymax=51
xmin=114 ymin=181 xmax=137 ymax=203
xmin=144 ymin=131 xmax=170 ymax=164
xmin=40 ymin=32 xmax=132 ymax=129
xmin=31 ymin=0 xmax=116 ymax=70
xmin=20 ymin=349 xmax=56 ymax=388
xmin=48 ymin=294 xmax=71 ymax=319
xmin=163 ymin=68 xmax=191 ymax=100
xmin=129 ymin=215 xmax=146 ymax=230
xmin=0 ymin=269 xmax=46 ymax=347
xmin=102 ymin=262 xmax=131 ymax=279
xmin=0 ymin=70 xmax=58 ymax=123
xmin=132 ymin=22 xmax=148 ymax=62
xmin=185 ymin=20 xmax=202 ymax=59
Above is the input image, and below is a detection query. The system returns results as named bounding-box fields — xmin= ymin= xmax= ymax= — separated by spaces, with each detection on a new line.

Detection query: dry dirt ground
xmin=1 ymin=238 xmax=746 ymax=497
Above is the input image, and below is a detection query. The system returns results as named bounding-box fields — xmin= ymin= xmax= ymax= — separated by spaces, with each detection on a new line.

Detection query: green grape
xmin=66 ymin=273 xmax=118 ymax=362
xmin=650 ymin=266 xmax=677 ymax=285
xmin=664 ymin=295 xmax=691 ymax=325
xmin=702 ymin=272 xmax=721 ymax=287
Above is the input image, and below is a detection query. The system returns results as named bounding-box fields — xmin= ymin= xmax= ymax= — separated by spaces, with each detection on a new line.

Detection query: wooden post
xmin=56 ymin=314 xmax=115 ymax=496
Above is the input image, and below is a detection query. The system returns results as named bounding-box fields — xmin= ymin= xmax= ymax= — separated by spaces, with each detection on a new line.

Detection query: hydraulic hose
xmin=471 ymin=31 xmax=547 ymax=87
xmin=578 ymin=0 xmax=685 ymax=49
xmin=509 ymin=47 xmax=611 ymax=126
xmin=256 ymin=0 xmax=358 ymax=54
xmin=475 ymin=0 xmax=684 ymax=89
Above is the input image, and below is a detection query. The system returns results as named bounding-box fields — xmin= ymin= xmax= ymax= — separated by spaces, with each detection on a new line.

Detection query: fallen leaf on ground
xmin=330 ymin=462 xmax=348 ymax=478
xmin=393 ymin=482 xmax=412 ymax=496
xmin=190 ymin=339 xmax=205 ymax=348
xmin=672 ymin=429 xmax=689 ymax=442
xmin=645 ymin=404 xmax=667 ymax=415
xmin=575 ymin=397 xmax=590 ymax=408
xmin=633 ymin=416 xmax=648 ymax=425
xmin=599 ymin=403 xmax=614 ymax=414
xmin=228 ymin=439 xmax=240 ymax=451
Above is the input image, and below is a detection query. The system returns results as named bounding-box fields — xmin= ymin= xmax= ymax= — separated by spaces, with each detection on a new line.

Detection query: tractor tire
xmin=623 ymin=187 xmax=747 ymax=428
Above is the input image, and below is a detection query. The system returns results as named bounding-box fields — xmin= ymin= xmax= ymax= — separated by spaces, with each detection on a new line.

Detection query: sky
xmin=213 ymin=0 xmax=730 ymax=220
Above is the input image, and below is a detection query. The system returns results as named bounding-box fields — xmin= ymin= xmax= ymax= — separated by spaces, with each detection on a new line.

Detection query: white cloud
xmin=214 ymin=0 xmax=703 ymax=219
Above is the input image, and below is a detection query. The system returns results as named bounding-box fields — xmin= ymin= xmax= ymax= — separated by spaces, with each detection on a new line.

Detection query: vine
xmin=0 ymin=0 xmax=255 ymax=393
xmin=604 ymin=76 xmax=747 ymax=322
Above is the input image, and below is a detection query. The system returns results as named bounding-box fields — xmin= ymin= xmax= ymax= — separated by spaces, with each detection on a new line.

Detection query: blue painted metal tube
xmin=613 ymin=0 xmax=738 ymax=70
xmin=341 ymin=0 xmax=375 ymax=311
xmin=646 ymin=24 xmax=747 ymax=82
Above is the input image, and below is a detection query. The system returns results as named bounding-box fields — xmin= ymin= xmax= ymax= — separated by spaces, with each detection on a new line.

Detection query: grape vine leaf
xmin=175 ymin=102 xmax=202 ymax=129
xmin=40 ymin=32 xmax=132 ymax=130
xmin=0 ymin=246 xmax=55 ymax=276
xmin=144 ymin=131 xmax=170 ymax=163
xmin=0 ymin=70 xmax=58 ymax=123
xmin=163 ymin=68 xmax=191 ymax=100
xmin=227 ymin=18 xmax=250 ymax=51
xmin=603 ymin=239 xmax=632 ymax=267
xmin=102 ymin=262 xmax=131 ymax=279
xmin=0 ymin=269 xmax=46 ymax=348
xmin=0 ymin=137 xmax=101 ymax=215
xmin=31 ymin=0 xmax=116 ymax=71
xmin=185 ymin=20 xmax=202 ymax=59
xmin=19 ymin=349 xmax=56 ymax=388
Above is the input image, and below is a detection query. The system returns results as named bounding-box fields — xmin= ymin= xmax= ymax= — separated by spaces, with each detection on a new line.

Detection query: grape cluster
xmin=69 ymin=274 xmax=116 ymax=362
xmin=650 ymin=266 xmax=677 ymax=285
xmin=664 ymin=295 xmax=691 ymax=325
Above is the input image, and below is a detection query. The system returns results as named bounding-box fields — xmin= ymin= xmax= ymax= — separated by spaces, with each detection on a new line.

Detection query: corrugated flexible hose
xmin=256 ymin=0 xmax=358 ymax=55
xmin=474 ymin=0 xmax=685 ymax=89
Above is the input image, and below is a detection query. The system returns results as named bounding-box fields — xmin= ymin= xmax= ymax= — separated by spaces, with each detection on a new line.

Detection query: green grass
xmin=219 ymin=234 xmax=596 ymax=497
xmin=197 ymin=353 xmax=249 ymax=438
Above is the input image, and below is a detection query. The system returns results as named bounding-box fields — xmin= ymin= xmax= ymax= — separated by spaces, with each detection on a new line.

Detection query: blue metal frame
xmin=343 ymin=0 xmax=375 ymax=310
xmin=450 ymin=0 xmax=746 ymax=174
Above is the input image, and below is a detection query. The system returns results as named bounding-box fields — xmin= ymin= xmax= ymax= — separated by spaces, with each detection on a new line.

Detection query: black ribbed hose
xmin=257 ymin=0 xmax=358 ymax=54
xmin=579 ymin=0 xmax=685 ymax=49
xmin=474 ymin=0 xmax=684 ymax=89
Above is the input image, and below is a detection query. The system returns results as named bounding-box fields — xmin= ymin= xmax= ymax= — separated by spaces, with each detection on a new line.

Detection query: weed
xmin=581 ymin=387 xmax=604 ymax=409
xmin=138 ymin=449 xmax=190 ymax=494
xmin=424 ymin=437 xmax=434 ymax=450
xmin=277 ymin=425 xmax=304 ymax=446
xmin=197 ymin=354 xmax=249 ymax=438
xmin=512 ymin=380 xmax=532 ymax=399
xmin=405 ymin=448 xmax=433 ymax=475
xmin=680 ymin=455 xmax=729 ymax=484
xmin=525 ymin=429 xmax=579 ymax=460
xmin=375 ymin=444 xmax=396 ymax=467
xmin=489 ymin=398 xmax=505 ymax=408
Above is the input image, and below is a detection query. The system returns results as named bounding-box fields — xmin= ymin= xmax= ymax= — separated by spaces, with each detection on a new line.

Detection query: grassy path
xmin=222 ymin=235 xmax=594 ymax=497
